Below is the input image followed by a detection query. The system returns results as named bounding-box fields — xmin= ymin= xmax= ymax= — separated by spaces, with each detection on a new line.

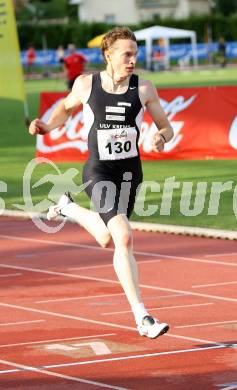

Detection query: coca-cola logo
xmin=37 ymin=94 xmax=197 ymax=154
xmin=37 ymin=94 xmax=237 ymax=155
xmin=139 ymin=94 xmax=196 ymax=153
xmin=37 ymin=99 xmax=89 ymax=154
xmin=229 ymin=115 xmax=237 ymax=150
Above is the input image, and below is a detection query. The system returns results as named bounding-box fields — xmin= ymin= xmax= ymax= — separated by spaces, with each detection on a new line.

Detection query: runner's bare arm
xmin=28 ymin=99 xmax=72 ymax=136
xmin=64 ymin=74 xmax=92 ymax=110
xmin=139 ymin=80 xmax=174 ymax=152
xmin=29 ymin=75 xmax=92 ymax=136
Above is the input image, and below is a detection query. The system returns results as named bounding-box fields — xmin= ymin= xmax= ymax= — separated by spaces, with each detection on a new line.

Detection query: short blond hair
xmin=101 ymin=26 xmax=136 ymax=62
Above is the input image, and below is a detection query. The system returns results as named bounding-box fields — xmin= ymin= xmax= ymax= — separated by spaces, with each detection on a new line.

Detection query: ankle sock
xmin=60 ymin=202 xmax=77 ymax=218
xmin=131 ymin=302 xmax=149 ymax=326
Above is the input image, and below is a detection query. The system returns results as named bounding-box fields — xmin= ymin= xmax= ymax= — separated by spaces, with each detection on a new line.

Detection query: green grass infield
xmin=0 ymin=69 xmax=236 ymax=231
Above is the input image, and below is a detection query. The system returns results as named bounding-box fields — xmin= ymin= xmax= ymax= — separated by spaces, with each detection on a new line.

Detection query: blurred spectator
xmin=152 ymin=49 xmax=165 ymax=71
xmin=178 ymin=53 xmax=191 ymax=70
xmin=26 ymin=45 xmax=36 ymax=73
xmin=217 ymin=37 xmax=227 ymax=67
xmin=63 ymin=43 xmax=87 ymax=90
xmin=56 ymin=45 xmax=65 ymax=65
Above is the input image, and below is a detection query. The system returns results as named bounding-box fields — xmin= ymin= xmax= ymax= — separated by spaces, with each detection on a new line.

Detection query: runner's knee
xmin=113 ymin=229 xmax=133 ymax=249
xmin=95 ymin=232 xmax=112 ymax=248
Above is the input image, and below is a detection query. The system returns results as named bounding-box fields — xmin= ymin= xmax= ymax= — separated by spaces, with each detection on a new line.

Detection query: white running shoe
xmin=46 ymin=192 xmax=73 ymax=221
xmin=137 ymin=316 xmax=169 ymax=339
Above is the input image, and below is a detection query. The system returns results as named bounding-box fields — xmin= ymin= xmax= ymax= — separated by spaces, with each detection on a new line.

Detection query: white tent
xmin=134 ymin=25 xmax=198 ymax=70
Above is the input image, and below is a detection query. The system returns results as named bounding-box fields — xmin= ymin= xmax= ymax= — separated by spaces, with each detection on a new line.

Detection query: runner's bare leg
xmin=107 ymin=214 xmax=141 ymax=306
xmin=61 ymin=202 xmax=112 ymax=248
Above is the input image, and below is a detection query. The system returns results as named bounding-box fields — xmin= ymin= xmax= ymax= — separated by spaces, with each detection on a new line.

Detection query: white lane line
xmin=69 ymin=264 xmax=121 ymax=271
xmin=36 ymin=293 xmax=126 ymax=304
xmin=193 ymin=281 xmax=237 ymax=288
xmin=0 ymin=234 xmax=236 ymax=267
xmin=0 ymin=320 xmax=45 ymax=327
xmin=139 ymin=284 xmax=237 ymax=303
xmin=101 ymin=303 xmax=214 ymax=316
xmin=0 ymin=273 xmax=22 ymax=278
xmin=217 ymin=383 xmax=237 ymax=390
xmin=0 ymin=358 xmax=128 ymax=390
xmin=36 ymin=292 xmax=187 ymax=304
xmin=167 ymin=333 xmax=225 ymax=345
xmin=0 ymin=301 xmax=226 ymax=347
xmin=16 ymin=254 xmax=36 ymax=258
xmin=134 ymin=257 xmax=237 ymax=267
xmin=0 ymin=333 xmax=116 ymax=348
xmin=0 ymin=344 xmax=227 ymax=376
xmin=1 ymin=263 xmax=236 ymax=303
xmin=0 ymin=234 xmax=102 ymax=251
xmin=205 ymin=252 xmax=237 ymax=257
xmin=16 ymin=252 xmax=60 ymax=258
xmin=144 ymin=293 xmax=189 ymax=300
xmin=133 ymin=252 xmax=237 ymax=267
xmin=28 ymin=345 xmax=229 ymax=368
xmin=175 ymin=320 xmax=237 ymax=329
xmin=68 ymin=258 xmax=161 ymax=271
xmin=0 ymin=263 xmax=119 ymax=283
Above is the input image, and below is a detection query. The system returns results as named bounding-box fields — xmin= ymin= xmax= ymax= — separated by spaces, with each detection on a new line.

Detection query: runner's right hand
xmin=29 ymin=119 xmax=50 ymax=135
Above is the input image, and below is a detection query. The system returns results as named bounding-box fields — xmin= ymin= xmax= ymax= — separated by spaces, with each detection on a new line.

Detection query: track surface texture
xmin=0 ymin=217 xmax=236 ymax=390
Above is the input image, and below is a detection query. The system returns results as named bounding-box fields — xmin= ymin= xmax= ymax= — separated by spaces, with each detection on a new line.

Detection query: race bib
xmin=97 ymin=127 xmax=138 ymax=160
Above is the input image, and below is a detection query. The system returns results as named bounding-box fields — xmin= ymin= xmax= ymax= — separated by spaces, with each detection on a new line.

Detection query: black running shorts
xmin=82 ymin=157 xmax=143 ymax=225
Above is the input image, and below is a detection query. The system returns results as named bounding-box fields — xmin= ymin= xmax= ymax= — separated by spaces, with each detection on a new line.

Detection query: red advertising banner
xmin=37 ymin=86 xmax=237 ymax=161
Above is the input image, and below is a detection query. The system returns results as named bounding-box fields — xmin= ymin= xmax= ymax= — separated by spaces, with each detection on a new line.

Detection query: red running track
xmin=0 ymin=216 xmax=236 ymax=390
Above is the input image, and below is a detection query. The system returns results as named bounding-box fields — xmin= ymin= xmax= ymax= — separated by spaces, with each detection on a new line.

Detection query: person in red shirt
xmin=26 ymin=45 xmax=36 ymax=73
xmin=63 ymin=43 xmax=87 ymax=90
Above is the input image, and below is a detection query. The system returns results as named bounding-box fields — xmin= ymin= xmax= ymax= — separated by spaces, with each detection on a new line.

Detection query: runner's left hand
xmin=152 ymin=133 xmax=165 ymax=152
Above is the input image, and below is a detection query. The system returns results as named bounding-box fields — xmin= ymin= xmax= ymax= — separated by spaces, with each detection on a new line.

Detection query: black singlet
xmin=82 ymin=72 xmax=144 ymax=225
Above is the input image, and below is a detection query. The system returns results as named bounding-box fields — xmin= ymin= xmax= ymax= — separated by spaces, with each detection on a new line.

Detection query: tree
xmin=15 ymin=0 xmax=69 ymax=21
xmin=212 ymin=0 xmax=237 ymax=15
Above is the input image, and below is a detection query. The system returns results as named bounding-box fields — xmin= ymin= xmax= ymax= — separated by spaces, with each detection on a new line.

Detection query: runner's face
xmin=107 ymin=39 xmax=138 ymax=77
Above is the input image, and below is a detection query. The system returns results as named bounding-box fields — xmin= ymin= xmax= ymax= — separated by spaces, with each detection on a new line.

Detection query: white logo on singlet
xmin=106 ymin=106 xmax=125 ymax=114
xmin=118 ymin=102 xmax=131 ymax=107
xmin=105 ymin=101 xmax=131 ymax=122
xmin=106 ymin=114 xmax=125 ymax=121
